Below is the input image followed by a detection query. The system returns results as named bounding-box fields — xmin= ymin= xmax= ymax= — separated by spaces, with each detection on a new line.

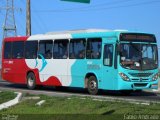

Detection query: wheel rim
xmin=89 ymin=80 xmax=97 ymax=91
xmin=28 ymin=77 xmax=34 ymax=87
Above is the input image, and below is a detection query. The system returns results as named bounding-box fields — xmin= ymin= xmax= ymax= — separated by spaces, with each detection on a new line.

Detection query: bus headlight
xmin=152 ymin=73 xmax=159 ymax=81
xmin=119 ymin=72 xmax=130 ymax=81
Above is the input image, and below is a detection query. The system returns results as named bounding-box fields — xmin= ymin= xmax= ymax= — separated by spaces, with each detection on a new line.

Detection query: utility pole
xmin=3 ymin=0 xmax=17 ymax=38
xmin=26 ymin=0 xmax=31 ymax=36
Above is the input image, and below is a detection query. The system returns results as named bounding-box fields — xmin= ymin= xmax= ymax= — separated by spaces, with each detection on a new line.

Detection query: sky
xmin=0 ymin=0 xmax=160 ymax=46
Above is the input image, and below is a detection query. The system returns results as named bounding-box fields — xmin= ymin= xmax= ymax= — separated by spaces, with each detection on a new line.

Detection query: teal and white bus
xmin=1 ymin=29 xmax=159 ymax=95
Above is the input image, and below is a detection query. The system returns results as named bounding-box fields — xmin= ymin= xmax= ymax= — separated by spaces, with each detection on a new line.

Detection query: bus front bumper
xmin=118 ymin=79 xmax=159 ymax=90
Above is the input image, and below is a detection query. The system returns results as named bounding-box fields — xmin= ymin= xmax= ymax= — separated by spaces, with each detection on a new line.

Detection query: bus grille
xmin=134 ymin=83 xmax=148 ymax=87
xmin=129 ymin=73 xmax=153 ymax=77
xmin=131 ymin=78 xmax=149 ymax=81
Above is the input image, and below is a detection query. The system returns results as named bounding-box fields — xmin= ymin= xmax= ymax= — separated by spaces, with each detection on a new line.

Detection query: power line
xmin=34 ymin=0 xmax=132 ymax=12
xmin=16 ymin=12 xmax=25 ymax=35
xmin=31 ymin=1 xmax=49 ymax=34
xmin=18 ymin=0 xmax=26 ymax=35
xmin=33 ymin=0 xmax=160 ymax=13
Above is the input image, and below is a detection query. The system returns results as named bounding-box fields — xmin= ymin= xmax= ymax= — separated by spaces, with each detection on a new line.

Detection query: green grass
xmin=0 ymin=91 xmax=16 ymax=104
xmin=0 ymin=94 xmax=160 ymax=120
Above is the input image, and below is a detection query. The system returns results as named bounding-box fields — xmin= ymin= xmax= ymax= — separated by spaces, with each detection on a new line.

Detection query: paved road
xmin=0 ymin=81 xmax=160 ymax=104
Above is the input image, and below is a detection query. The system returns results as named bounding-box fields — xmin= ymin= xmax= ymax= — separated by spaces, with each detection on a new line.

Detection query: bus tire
xmin=87 ymin=76 xmax=98 ymax=95
xmin=27 ymin=72 xmax=36 ymax=90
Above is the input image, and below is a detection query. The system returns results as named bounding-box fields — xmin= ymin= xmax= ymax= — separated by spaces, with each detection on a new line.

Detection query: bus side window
xmin=86 ymin=38 xmax=102 ymax=59
xmin=25 ymin=41 xmax=38 ymax=59
xmin=12 ymin=41 xmax=24 ymax=59
xmin=53 ymin=39 xmax=68 ymax=59
xmin=103 ymin=44 xmax=113 ymax=66
xmin=38 ymin=40 xmax=53 ymax=59
xmin=4 ymin=42 xmax=12 ymax=59
xmin=69 ymin=38 xmax=86 ymax=59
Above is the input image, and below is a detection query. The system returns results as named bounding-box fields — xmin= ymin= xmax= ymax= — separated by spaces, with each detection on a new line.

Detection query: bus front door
xmin=102 ymin=43 xmax=117 ymax=90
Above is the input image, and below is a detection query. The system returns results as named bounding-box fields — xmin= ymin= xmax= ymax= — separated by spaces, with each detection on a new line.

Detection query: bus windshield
xmin=120 ymin=43 xmax=158 ymax=70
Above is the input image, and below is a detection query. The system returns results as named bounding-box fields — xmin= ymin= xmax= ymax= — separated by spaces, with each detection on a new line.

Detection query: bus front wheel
xmin=27 ymin=72 xmax=36 ymax=90
xmin=87 ymin=76 xmax=98 ymax=95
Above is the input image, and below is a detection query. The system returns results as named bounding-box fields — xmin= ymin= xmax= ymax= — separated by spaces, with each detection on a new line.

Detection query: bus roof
xmin=4 ymin=36 xmax=28 ymax=42
xmin=46 ymin=29 xmax=113 ymax=34
xmin=3 ymin=29 xmax=155 ymax=41
xmin=28 ymin=29 xmax=129 ymax=40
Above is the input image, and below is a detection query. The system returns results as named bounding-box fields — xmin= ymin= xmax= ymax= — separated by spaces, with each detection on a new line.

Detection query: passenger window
xmin=86 ymin=38 xmax=102 ymax=59
xmin=69 ymin=39 xmax=86 ymax=59
xmin=4 ymin=42 xmax=12 ymax=59
xmin=53 ymin=40 xmax=68 ymax=59
xmin=25 ymin=41 xmax=38 ymax=59
xmin=38 ymin=40 xmax=53 ymax=59
xmin=12 ymin=41 xmax=24 ymax=59
xmin=103 ymin=44 xmax=113 ymax=66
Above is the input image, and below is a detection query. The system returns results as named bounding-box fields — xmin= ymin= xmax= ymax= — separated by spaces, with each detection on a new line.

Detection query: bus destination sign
xmin=120 ymin=33 xmax=156 ymax=43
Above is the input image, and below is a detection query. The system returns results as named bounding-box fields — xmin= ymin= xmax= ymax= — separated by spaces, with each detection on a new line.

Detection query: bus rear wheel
xmin=27 ymin=72 xmax=36 ymax=90
xmin=87 ymin=76 xmax=98 ymax=95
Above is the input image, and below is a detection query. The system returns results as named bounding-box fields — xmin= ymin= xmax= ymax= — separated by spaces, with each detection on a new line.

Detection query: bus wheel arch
xmin=85 ymin=73 xmax=99 ymax=95
xmin=26 ymin=71 xmax=36 ymax=90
